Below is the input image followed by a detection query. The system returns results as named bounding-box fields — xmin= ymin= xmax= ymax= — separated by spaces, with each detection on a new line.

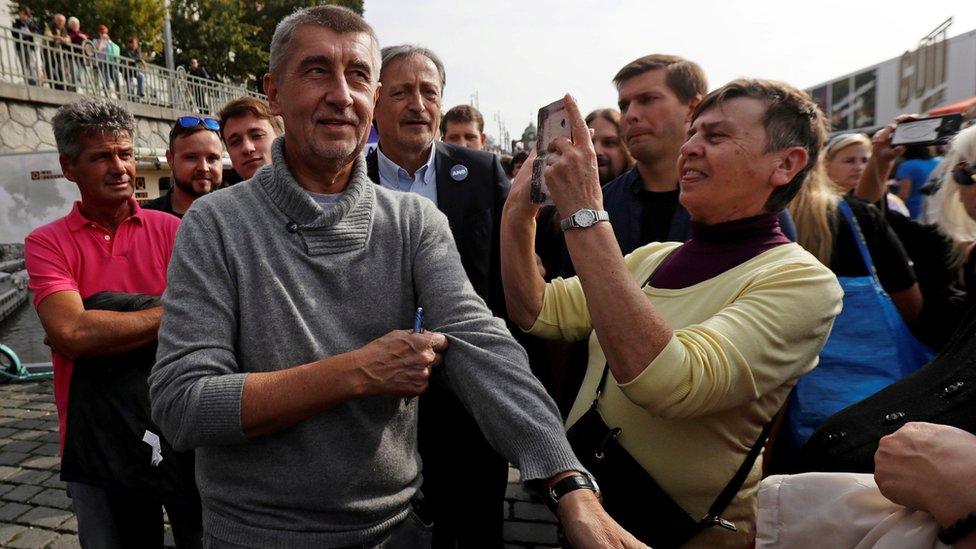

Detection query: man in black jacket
xmin=366 ymin=44 xmax=509 ymax=548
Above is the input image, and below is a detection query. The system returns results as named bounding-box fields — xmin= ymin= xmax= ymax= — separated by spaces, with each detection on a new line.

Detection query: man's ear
xmin=480 ymin=133 xmax=488 ymax=148
xmin=771 ymin=147 xmax=809 ymax=187
xmin=58 ymin=154 xmax=75 ymax=182
xmin=264 ymin=73 xmax=280 ymax=116
xmin=165 ymin=149 xmax=174 ymax=171
xmin=372 ymin=81 xmax=382 ymax=107
xmin=684 ymin=96 xmax=702 ymax=124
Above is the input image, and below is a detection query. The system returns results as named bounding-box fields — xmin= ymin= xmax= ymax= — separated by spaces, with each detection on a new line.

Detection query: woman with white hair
xmin=936 ymin=124 xmax=976 ymax=298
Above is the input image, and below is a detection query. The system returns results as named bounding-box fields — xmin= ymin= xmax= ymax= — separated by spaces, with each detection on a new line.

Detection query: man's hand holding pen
xmin=349 ymin=308 xmax=448 ymax=398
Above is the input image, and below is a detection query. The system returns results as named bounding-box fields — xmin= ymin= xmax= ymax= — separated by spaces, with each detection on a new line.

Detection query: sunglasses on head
xmin=954 ymin=161 xmax=976 ymax=187
xmin=176 ymin=116 xmax=220 ymax=131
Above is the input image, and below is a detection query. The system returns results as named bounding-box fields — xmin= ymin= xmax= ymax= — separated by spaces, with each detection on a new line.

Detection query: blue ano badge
xmin=450 ymin=164 xmax=469 ymax=181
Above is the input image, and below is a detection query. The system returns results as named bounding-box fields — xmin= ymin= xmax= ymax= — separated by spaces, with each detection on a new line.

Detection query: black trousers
xmin=68 ymin=481 xmax=202 ymax=548
xmin=417 ymin=381 xmax=508 ymax=548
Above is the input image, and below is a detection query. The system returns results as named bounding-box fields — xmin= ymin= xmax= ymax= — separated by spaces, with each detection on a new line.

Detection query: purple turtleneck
xmin=647 ymin=212 xmax=791 ymax=290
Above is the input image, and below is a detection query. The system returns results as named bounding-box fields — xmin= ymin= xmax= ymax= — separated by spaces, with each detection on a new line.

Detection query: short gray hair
xmin=269 ymin=5 xmax=380 ymax=81
xmin=52 ymin=98 xmax=135 ymax=161
xmin=380 ymin=45 xmax=446 ymax=94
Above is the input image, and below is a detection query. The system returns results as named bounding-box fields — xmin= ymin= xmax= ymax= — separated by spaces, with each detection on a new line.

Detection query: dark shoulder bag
xmin=796 ymin=301 xmax=976 ymax=473
xmin=565 ymin=267 xmax=771 ymax=548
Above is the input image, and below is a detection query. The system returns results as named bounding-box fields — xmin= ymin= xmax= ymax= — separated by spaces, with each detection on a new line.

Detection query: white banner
xmin=0 ymin=150 xmax=79 ymax=245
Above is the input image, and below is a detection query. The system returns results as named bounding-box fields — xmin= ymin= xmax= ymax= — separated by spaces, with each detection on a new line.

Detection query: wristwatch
xmin=559 ymin=209 xmax=609 ymax=231
xmin=546 ymin=471 xmax=601 ymax=512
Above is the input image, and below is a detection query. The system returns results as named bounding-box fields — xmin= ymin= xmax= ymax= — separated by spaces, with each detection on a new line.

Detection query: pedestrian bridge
xmin=0 ymin=24 xmax=264 ymax=153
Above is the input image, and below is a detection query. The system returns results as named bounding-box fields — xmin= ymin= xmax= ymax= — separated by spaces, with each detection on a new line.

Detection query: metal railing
xmin=0 ymin=25 xmax=264 ymax=115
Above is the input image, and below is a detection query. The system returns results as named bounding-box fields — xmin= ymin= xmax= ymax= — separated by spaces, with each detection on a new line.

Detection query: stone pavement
xmin=1 ymin=379 xmax=556 ymax=548
xmin=0 ymin=379 xmax=177 ymax=548
xmin=0 ymin=379 xmax=77 ymax=548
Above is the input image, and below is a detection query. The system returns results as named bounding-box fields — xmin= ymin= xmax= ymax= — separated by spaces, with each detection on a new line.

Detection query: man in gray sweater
xmin=148 ymin=5 xmax=643 ymax=548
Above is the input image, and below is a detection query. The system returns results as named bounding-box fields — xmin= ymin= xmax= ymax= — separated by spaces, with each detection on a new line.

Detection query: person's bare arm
xmin=890 ymin=283 xmax=923 ymax=324
xmin=876 ymin=423 xmax=976 ymax=548
xmin=543 ymin=95 xmax=672 ymax=384
xmin=37 ymin=290 xmax=161 ymax=359
xmin=241 ymin=330 xmax=446 ymax=439
xmin=855 ymin=122 xmax=904 ymax=204
xmin=500 ymin=150 xmax=546 ymax=330
xmin=896 ymin=179 xmax=913 ymax=203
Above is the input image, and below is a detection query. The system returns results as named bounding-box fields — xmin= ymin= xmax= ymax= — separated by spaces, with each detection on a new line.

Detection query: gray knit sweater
xmin=149 ymin=136 xmax=581 ymax=547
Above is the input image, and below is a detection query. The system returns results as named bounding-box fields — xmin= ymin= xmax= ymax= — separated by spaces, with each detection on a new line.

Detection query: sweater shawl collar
xmin=257 ymin=136 xmax=374 ymax=256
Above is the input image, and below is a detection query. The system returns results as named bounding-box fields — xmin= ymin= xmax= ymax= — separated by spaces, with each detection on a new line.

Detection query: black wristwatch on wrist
xmin=546 ymin=471 xmax=600 ymax=513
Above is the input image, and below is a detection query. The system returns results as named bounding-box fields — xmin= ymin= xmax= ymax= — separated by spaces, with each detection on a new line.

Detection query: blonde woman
xmin=824 ymin=133 xmax=909 ymax=215
xmin=789 ymin=164 xmax=922 ymax=323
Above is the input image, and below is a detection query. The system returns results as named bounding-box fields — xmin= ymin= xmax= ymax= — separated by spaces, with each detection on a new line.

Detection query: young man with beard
xmin=144 ymin=117 xmax=223 ymax=218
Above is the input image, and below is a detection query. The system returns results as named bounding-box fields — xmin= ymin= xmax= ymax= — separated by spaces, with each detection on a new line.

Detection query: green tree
xmin=170 ymin=0 xmax=363 ymax=90
xmin=12 ymin=0 xmax=165 ymax=57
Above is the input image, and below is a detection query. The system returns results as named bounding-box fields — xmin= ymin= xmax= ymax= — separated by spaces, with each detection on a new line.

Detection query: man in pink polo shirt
xmin=24 ymin=98 xmax=200 ymax=548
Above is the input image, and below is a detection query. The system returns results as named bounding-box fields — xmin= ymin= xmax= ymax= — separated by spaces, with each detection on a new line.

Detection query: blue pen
xmin=412 ymin=307 xmax=424 ymax=333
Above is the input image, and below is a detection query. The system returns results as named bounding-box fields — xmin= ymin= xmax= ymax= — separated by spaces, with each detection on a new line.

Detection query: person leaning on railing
xmin=43 ymin=13 xmax=72 ymax=91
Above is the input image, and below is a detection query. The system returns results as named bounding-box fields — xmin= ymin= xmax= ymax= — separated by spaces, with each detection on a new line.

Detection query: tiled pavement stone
xmin=11 ymin=419 xmax=45 ymax=430
xmin=2 ymin=483 xmax=43 ymax=503
xmin=0 ymin=523 xmax=28 ymax=545
xmin=41 ymin=477 xmax=66 ymax=490
xmin=18 ymin=506 xmax=72 ymax=529
xmin=6 ymin=469 xmax=52 ymax=486
xmin=48 ymin=533 xmax=82 ymax=548
xmin=0 ymin=501 xmax=31 ymax=521
xmin=59 ymin=516 xmax=77 ymax=534
xmin=3 ymin=440 xmax=41 ymax=453
xmin=0 ymin=451 xmax=30 ymax=466
xmin=19 ymin=456 xmax=60 ymax=470
xmin=34 ymin=443 xmax=60 ymax=457
xmin=29 ymin=489 xmax=72 ymax=510
xmin=11 ymin=429 xmax=46 ymax=441
xmin=4 ymin=526 xmax=59 ymax=548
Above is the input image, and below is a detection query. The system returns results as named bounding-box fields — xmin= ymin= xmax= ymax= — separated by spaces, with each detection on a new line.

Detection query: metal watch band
xmin=559 ymin=209 xmax=609 ymax=231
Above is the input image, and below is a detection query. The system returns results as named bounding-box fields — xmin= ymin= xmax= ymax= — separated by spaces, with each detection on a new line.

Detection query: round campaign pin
xmin=450 ymin=164 xmax=469 ymax=181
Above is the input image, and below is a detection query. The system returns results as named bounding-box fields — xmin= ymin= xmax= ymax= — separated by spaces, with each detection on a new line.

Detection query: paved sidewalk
xmin=0 ymin=379 xmax=77 ymax=548
xmin=0 ymin=380 xmax=178 ymax=548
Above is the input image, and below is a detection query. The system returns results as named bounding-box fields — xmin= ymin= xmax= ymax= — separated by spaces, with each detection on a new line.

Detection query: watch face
xmin=575 ymin=210 xmax=596 ymax=227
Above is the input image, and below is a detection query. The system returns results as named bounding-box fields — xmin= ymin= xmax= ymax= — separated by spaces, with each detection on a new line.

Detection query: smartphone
xmin=531 ymin=99 xmax=572 ymax=204
xmin=891 ymin=114 xmax=963 ymax=147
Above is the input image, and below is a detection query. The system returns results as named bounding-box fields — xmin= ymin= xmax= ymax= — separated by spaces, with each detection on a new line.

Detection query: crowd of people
xmin=17 ymin=3 xmax=976 ymax=548
xmin=10 ymin=4 xmax=212 ymax=100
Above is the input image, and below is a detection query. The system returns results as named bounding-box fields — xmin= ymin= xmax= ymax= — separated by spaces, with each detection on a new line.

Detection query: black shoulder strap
xmin=587 ymin=244 xmax=773 ymax=528
xmin=702 ymin=420 xmax=773 ymax=527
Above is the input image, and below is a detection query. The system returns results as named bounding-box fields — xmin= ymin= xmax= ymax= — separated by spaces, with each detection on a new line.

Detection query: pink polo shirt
xmin=24 ymin=199 xmax=180 ymax=450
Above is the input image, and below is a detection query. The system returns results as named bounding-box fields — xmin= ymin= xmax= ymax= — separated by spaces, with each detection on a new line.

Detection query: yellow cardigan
xmin=530 ymin=242 xmax=843 ymax=547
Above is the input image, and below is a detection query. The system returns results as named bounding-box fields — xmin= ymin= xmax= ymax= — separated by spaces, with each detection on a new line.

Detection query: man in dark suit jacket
xmin=367 ymin=44 xmax=510 ymax=548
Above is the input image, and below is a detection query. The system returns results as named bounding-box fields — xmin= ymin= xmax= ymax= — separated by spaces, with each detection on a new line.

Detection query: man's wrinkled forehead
xmin=291 ymin=26 xmax=380 ymax=80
